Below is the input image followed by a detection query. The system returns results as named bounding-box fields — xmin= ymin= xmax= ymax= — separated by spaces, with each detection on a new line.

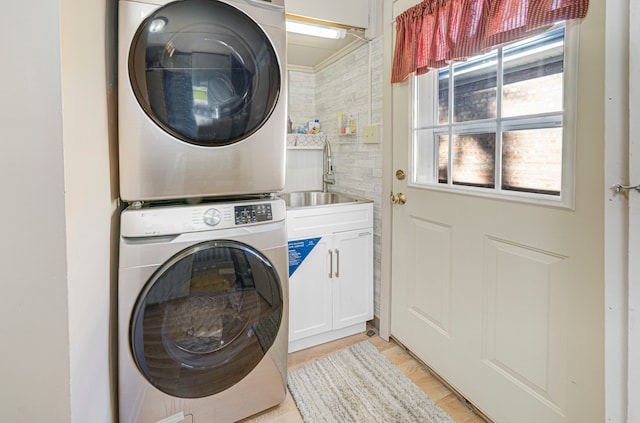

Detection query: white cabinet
xmin=285 ymin=0 xmax=369 ymax=29
xmin=286 ymin=202 xmax=373 ymax=352
xmin=332 ymin=230 xmax=373 ymax=328
xmin=288 ymin=235 xmax=333 ymax=342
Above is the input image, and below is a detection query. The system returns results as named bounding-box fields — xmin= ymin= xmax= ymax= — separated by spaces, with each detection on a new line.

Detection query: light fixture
xmin=285 ymin=19 xmax=346 ymax=40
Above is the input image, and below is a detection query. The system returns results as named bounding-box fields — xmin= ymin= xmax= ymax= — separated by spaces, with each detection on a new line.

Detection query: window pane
xmin=452 ymin=133 xmax=495 ymax=188
xmin=453 ymin=52 xmax=497 ymax=122
xmin=416 ymin=72 xmax=438 ymax=128
xmin=502 ymin=128 xmax=562 ymax=195
xmin=438 ymin=134 xmax=449 ymax=184
xmin=503 ymin=28 xmax=564 ymax=117
xmin=414 ymin=129 xmax=438 ymax=184
xmin=438 ymin=69 xmax=449 ymax=124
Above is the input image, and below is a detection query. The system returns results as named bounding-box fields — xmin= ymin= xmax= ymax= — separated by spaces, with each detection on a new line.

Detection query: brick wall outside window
xmin=436 ymin=61 xmax=563 ymax=194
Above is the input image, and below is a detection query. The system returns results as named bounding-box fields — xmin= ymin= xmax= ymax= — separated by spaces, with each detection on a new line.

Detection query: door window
xmin=129 ymin=0 xmax=281 ymax=146
xmin=130 ymin=240 xmax=283 ymax=398
xmin=412 ymin=25 xmax=576 ymax=207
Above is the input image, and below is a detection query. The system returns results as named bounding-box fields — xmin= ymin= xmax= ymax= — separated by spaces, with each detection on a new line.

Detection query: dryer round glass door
xmin=130 ymin=240 xmax=283 ymax=399
xmin=128 ymin=0 xmax=281 ymax=146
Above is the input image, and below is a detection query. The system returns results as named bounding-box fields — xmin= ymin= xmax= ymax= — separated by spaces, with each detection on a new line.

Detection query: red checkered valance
xmin=391 ymin=0 xmax=589 ymax=83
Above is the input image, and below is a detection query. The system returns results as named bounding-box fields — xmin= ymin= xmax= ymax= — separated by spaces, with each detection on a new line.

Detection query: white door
xmin=388 ymin=0 xmax=605 ymax=421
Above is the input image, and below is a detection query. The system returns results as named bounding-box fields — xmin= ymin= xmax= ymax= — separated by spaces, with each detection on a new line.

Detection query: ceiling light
xmin=285 ymin=20 xmax=346 ymax=40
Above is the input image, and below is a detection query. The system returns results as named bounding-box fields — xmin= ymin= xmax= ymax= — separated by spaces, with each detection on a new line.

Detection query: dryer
xmin=118 ymin=197 xmax=288 ymax=423
xmin=118 ymin=0 xmax=287 ymax=202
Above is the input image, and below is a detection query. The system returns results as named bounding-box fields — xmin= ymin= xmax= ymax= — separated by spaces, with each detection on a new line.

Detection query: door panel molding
xmin=407 ymin=217 xmax=452 ymax=336
xmin=483 ymin=237 xmax=568 ymax=413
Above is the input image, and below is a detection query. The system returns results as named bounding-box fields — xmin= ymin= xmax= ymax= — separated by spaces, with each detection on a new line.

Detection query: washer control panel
xmin=121 ymin=198 xmax=285 ymax=237
xmin=234 ymin=204 xmax=273 ymax=225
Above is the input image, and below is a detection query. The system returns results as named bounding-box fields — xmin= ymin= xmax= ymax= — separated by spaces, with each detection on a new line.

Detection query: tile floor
xmin=240 ymin=331 xmax=486 ymax=422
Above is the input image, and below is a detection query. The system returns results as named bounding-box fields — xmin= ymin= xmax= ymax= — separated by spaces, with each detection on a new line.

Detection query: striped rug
xmin=287 ymin=341 xmax=454 ymax=423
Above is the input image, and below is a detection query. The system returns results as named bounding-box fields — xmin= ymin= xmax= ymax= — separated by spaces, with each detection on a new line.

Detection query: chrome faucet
xmin=322 ymin=139 xmax=335 ymax=192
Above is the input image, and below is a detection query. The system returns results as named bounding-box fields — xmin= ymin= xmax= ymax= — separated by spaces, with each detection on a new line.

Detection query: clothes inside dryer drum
xmin=129 ymin=0 xmax=280 ymax=146
xmin=130 ymin=240 xmax=283 ymax=399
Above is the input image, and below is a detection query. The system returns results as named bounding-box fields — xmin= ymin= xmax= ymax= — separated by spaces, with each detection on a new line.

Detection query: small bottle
xmin=349 ymin=114 xmax=356 ymax=134
xmin=338 ymin=114 xmax=344 ymax=134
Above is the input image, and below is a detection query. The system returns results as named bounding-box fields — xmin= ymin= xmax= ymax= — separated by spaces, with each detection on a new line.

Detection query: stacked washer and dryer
xmin=117 ymin=0 xmax=289 ymax=422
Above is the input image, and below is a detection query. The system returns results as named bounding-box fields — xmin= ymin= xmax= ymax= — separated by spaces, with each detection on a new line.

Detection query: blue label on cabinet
xmin=288 ymin=237 xmax=321 ymax=277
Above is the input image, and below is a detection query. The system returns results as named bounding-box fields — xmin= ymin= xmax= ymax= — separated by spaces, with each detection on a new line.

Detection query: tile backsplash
xmin=288 ymin=71 xmax=316 ymax=132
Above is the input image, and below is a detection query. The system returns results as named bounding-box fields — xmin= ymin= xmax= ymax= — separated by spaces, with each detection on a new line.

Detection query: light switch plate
xmin=363 ymin=125 xmax=379 ymax=144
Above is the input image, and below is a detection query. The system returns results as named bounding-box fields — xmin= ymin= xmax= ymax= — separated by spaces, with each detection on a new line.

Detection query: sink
xmin=279 ymin=191 xmax=367 ymax=208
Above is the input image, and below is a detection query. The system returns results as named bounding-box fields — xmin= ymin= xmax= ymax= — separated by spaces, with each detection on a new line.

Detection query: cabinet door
xmin=288 ymin=235 xmax=333 ymax=342
xmin=332 ymin=229 xmax=373 ymax=330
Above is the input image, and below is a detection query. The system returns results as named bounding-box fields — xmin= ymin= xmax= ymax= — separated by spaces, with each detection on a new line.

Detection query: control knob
xmin=203 ymin=208 xmax=222 ymax=226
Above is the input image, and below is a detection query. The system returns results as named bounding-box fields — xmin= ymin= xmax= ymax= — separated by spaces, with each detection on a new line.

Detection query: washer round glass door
xmin=130 ymin=240 xmax=283 ymax=398
xmin=129 ymin=0 xmax=281 ymax=146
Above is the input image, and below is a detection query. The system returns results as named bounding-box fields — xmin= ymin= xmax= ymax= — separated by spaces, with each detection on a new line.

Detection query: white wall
xmin=60 ymin=0 xmax=118 ymax=421
xmin=0 ymin=0 xmax=116 ymax=421
xmin=0 ymin=1 xmax=71 ymax=421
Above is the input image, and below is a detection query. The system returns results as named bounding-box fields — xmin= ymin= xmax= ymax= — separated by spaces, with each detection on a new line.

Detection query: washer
xmin=118 ymin=197 xmax=288 ymax=423
xmin=118 ymin=0 xmax=286 ymax=202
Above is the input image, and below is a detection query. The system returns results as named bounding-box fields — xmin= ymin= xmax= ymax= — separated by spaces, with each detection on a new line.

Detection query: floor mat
xmin=288 ymin=341 xmax=455 ymax=423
